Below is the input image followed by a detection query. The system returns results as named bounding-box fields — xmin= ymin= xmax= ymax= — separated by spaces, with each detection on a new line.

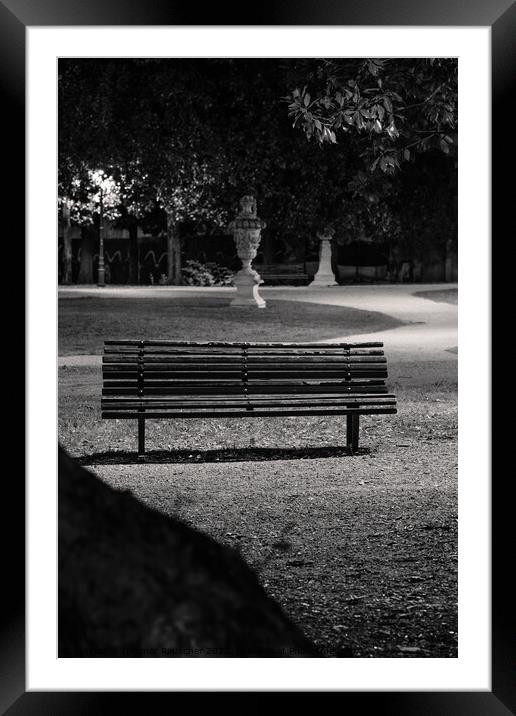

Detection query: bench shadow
xmin=77 ymin=445 xmax=370 ymax=466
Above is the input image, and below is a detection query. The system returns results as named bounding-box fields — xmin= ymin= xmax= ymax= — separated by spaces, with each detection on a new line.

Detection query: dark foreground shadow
xmin=59 ymin=445 xmax=321 ymax=657
xmin=78 ymin=445 xmax=370 ymax=466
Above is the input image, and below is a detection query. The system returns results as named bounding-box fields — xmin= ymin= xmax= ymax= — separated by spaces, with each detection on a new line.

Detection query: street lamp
xmin=90 ymin=168 xmax=115 ymax=288
xmin=61 ymin=198 xmax=72 ymax=285
xmin=98 ymin=184 xmax=105 ymax=287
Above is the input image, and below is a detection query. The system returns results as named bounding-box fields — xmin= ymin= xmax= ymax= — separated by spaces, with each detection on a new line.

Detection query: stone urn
xmin=309 ymin=227 xmax=338 ymax=287
xmin=229 ymin=195 xmax=267 ymax=308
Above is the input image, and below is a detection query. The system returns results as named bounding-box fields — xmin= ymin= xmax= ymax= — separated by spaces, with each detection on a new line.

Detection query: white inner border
xmin=27 ymin=26 xmax=490 ymax=691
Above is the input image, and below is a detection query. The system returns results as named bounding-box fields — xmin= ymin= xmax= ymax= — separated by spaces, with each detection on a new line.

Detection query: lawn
xmin=58 ymin=293 xmax=457 ymax=658
xmin=413 ymin=288 xmax=458 ymax=305
xmin=58 ymin=295 xmax=404 ymax=355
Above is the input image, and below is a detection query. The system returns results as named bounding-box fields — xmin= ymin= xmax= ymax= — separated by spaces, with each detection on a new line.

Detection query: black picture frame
xmin=5 ymin=0 xmax=512 ymax=711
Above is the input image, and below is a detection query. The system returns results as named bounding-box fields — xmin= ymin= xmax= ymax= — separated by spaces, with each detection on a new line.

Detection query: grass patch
xmin=413 ymin=288 xmax=457 ymax=305
xmin=58 ymin=296 xmax=404 ymax=355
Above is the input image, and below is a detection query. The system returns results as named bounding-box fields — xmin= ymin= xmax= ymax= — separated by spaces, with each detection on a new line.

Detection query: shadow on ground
xmin=78 ymin=445 xmax=370 ymax=466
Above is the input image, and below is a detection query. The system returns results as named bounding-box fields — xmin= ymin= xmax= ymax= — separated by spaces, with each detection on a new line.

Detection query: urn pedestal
xmin=309 ymin=228 xmax=338 ymax=287
xmin=229 ymin=196 xmax=267 ymax=308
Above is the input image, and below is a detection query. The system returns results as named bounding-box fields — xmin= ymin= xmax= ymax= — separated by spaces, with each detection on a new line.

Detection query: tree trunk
xmin=444 ymin=239 xmax=457 ymax=282
xmin=261 ymin=231 xmax=276 ymax=264
xmin=166 ymin=211 xmax=182 ymax=285
xmin=77 ymin=225 xmax=96 ymax=284
xmin=127 ymin=220 xmax=138 ymax=285
xmin=62 ymin=216 xmax=73 ymax=284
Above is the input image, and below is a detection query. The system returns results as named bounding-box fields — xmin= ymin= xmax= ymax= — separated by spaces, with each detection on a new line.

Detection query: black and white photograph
xmin=57 ymin=56 xmax=460 ymax=660
xmin=7 ymin=3 xmax=506 ymax=704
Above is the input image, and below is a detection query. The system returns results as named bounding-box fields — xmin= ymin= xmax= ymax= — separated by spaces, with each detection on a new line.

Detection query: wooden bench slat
xmin=103 ymin=352 xmax=386 ymax=360
xmin=102 ymin=380 xmax=388 ymax=390
xmin=102 ymin=375 xmax=389 ymax=384
xmin=103 ymin=384 xmax=389 ymax=396
xmin=102 ymin=361 xmax=387 ymax=372
xmin=249 ymin=369 xmax=387 ymax=378
xmin=103 ymin=374 xmax=388 ymax=388
xmin=102 ymin=402 xmax=395 ymax=410
xmin=102 ymin=391 xmax=395 ymax=399
xmin=102 ymin=362 xmax=387 ymax=375
xmin=102 ymin=368 xmax=388 ymax=380
xmin=103 ymin=356 xmax=388 ymax=367
xmin=102 ymin=395 xmax=397 ymax=408
xmin=104 ymin=346 xmax=386 ymax=354
xmin=102 ymin=398 xmax=395 ymax=404
xmin=102 ymin=407 xmax=397 ymax=419
xmin=102 ymin=365 xmax=386 ymax=374
xmin=104 ymin=372 xmax=244 ymax=380
xmin=102 ymin=405 xmax=397 ymax=414
xmin=104 ymin=339 xmax=384 ymax=348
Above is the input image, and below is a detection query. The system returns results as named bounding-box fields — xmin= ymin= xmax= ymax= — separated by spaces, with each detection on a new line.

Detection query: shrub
xmin=182 ymin=260 xmax=234 ymax=287
xmin=205 ymin=262 xmax=234 ymax=286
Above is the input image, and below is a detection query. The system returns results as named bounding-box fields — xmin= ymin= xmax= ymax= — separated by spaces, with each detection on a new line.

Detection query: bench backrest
xmin=102 ymin=340 xmax=390 ymax=398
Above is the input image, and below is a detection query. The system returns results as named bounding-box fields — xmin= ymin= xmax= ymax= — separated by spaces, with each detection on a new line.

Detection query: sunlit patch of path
xmin=265 ymin=284 xmax=457 ymax=363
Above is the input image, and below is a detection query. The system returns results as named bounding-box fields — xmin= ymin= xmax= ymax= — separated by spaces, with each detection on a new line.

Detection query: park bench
xmin=101 ymin=340 xmax=397 ymax=457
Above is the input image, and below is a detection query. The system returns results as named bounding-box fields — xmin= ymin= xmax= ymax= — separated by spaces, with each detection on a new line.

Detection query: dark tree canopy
xmin=58 ymin=57 xmax=457 ymax=281
xmin=284 ymin=58 xmax=457 ymax=172
xmin=59 ymin=59 xmax=353 ymax=233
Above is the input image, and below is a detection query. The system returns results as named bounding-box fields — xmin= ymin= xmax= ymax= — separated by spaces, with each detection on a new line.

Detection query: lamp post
xmin=61 ymin=198 xmax=72 ymax=285
xmin=97 ymin=184 xmax=105 ymax=287
xmin=90 ymin=168 xmax=119 ymax=287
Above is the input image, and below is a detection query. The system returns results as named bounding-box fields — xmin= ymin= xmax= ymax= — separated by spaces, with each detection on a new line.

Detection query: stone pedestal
xmin=229 ymin=196 xmax=267 ymax=308
xmin=309 ymin=229 xmax=337 ymax=287
xmin=231 ymin=276 xmax=266 ymax=308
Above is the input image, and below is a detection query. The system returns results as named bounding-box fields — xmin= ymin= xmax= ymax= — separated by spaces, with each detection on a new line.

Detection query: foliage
xmin=181 ymin=260 xmax=234 ymax=287
xmin=59 ymin=168 xmax=122 ymax=225
xmin=59 ymin=59 xmax=229 ymax=229
xmin=338 ymin=170 xmax=402 ymax=244
xmin=396 ymin=151 xmax=457 ymax=259
xmin=284 ymin=58 xmax=457 ymax=174
xmin=58 ymin=60 xmax=353 ymax=248
xmin=205 ymin=262 xmax=234 ymax=286
xmin=58 ymin=58 xmax=457 ymax=274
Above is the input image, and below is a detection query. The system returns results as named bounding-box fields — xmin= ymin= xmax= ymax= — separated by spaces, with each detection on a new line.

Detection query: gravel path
xmin=89 ymin=429 xmax=457 ymax=658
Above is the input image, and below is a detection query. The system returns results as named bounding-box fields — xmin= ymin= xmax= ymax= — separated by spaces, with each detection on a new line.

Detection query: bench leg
xmin=347 ymin=414 xmax=360 ymax=453
xmin=138 ymin=417 xmax=146 ymax=458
